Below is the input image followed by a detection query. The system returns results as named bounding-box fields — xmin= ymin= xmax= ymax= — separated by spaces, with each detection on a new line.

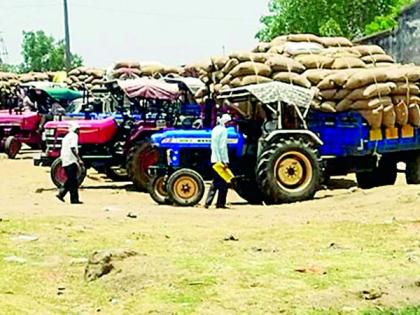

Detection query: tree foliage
xmin=21 ymin=30 xmax=83 ymax=72
xmin=257 ymin=0 xmax=415 ymax=41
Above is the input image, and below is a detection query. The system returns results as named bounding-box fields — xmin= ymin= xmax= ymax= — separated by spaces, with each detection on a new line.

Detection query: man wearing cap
xmin=56 ymin=122 xmax=83 ymax=204
xmin=204 ymin=113 xmax=231 ymax=209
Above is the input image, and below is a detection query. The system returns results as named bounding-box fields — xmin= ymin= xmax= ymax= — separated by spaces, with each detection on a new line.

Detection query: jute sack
xmin=349 ymin=97 xmax=392 ymax=110
xmin=230 ymin=75 xmax=272 ymax=87
xmin=386 ymin=66 xmax=420 ymax=82
xmin=370 ymin=62 xmax=395 ymax=68
xmin=392 ymin=83 xmax=420 ymax=95
xmin=331 ymin=57 xmax=366 ymax=70
xmin=359 ymin=107 xmax=383 ymax=129
xmin=211 ymin=56 xmax=230 ymax=70
xmin=334 ymin=89 xmax=351 ymax=100
xmin=86 ymin=68 xmax=105 ymax=77
xmin=353 ymin=45 xmax=386 ymax=56
xmin=272 ymin=72 xmax=312 ymax=88
xmin=211 ymin=71 xmax=225 ymax=83
xmin=408 ymin=104 xmax=420 ymax=127
xmin=270 ymin=35 xmax=288 ymax=46
xmin=395 ymin=101 xmax=409 ymax=126
xmin=317 ymin=69 xmax=356 ymax=89
xmin=294 ymin=55 xmax=334 ymax=69
xmin=344 ymin=69 xmax=388 ymax=89
xmin=363 ymin=82 xmax=396 ymax=98
xmin=319 ymin=89 xmax=337 ymax=100
xmin=320 ymin=47 xmax=361 ymax=58
xmin=220 ymin=74 xmax=233 ymax=86
xmin=114 ymin=67 xmax=142 ymax=76
xmin=320 ymin=101 xmax=337 ymax=112
xmin=195 ymin=86 xmax=208 ymax=98
xmin=69 ymin=75 xmax=79 ymax=82
xmin=320 ymin=37 xmax=353 ymax=47
xmin=91 ymin=79 xmax=104 ymax=85
xmin=283 ymin=42 xmax=324 ymax=56
xmin=252 ymin=42 xmax=272 ymax=53
xmin=287 ymin=33 xmax=323 ymax=44
xmin=267 ymin=46 xmax=286 ymax=54
xmin=393 ymin=95 xmax=420 ymax=105
xmin=382 ymin=104 xmax=396 ymax=128
xmin=68 ymin=68 xmax=81 ymax=76
xmin=162 ymin=66 xmax=183 ymax=75
xmin=265 ymin=55 xmax=305 ymax=73
xmin=361 ymin=54 xmax=394 ymax=64
xmin=229 ymin=52 xmax=269 ymax=63
xmin=229 ymin=62 xmax=271 ymax=78
xmin=303 ymin=69 xmax=336 ymax=85
xmin=221 ymin=58 xmax=239 ymax=75
xmin=114 ymin=61 xmax=140 ymax=69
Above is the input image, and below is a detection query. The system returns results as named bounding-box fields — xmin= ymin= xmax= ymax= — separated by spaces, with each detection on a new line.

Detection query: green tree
xmin=21 ymin=30 xmax=83 ymax=72
xmin=257 ymin=0 xmax=415 ymax=41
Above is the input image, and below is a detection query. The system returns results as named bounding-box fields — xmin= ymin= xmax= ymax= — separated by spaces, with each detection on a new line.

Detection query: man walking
xmin=56 ymin=122 xmax=83 ymax=204
xmin=205 ymin=114 xmax=231 ymax=209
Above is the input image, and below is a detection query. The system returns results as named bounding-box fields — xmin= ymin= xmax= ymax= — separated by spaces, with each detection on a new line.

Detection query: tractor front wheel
xmin=4 ymin=136 xmax=21 ymax=159
xmin=167 ymin=169 xmax=205 ymax=207
xmin=256 ymin=138 xmax=321 ymax=204
xmin=148 ymin=175 xmax=171 ymax=205
xmin=50 ymin=158 xmax=86 ymax=188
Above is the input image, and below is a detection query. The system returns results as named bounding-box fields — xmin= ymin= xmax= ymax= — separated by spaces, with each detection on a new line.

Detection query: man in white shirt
xmin=205 ymin=114 xmax=231 ymax=209
xmin=56 ymin=122 xmax=84 ymax=204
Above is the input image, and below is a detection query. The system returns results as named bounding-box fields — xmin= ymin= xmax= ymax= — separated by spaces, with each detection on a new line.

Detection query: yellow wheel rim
xmin=274 ymin=151 xmax=313 ymax=192
xmin=154 ymin=176 xmax=167 ymax=197
xmin=173 ymin=176 xmax=197 ymax=200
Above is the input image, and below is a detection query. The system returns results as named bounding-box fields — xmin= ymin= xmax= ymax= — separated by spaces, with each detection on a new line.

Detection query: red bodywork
xmin=0 ymin=110 xmax=42 ymax=146
xmin=45 ymin=117 xmax=118 ymax=144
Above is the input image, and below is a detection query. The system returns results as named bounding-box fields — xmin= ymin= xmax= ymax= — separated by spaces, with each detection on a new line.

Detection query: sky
xmin=0 ymin=0 xmax=270 ymax=68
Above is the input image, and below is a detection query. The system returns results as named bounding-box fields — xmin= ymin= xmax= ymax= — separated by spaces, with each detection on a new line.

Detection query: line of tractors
xmin=1 ymin=78 xmax=420 ymax=207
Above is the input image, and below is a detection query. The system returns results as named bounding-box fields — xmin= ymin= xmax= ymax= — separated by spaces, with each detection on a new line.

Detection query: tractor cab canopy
xmin=163 ymin=77 xmax=205 ymax=96
xmin=218 ymin=82 xmax=316 ymax=130
xmin=28 ymin=87 xmax=83 ymax=104
xmin=118 ymin=78 xmax=180 ymax=101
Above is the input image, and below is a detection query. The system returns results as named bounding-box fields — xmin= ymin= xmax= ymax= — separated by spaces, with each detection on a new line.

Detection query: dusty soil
xmin=0 ymin=148 xmax=419 ymax=314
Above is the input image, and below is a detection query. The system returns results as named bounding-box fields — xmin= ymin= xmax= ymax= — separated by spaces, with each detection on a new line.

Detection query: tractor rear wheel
xmin=232 ymin=177 xmax=264 ymax=205
xmin=256 ymin=138 xmax=321 ymax=204
xmin=4 ymin=136 xmax=21 ymax=159
xmin=148 ymin=175 xmax=171 ymax=205
xmin=50 ymin=158 xmax=86 ymax=188
xmin=167 ymin=169 xmax=205 ymax=207
xmin=127 ymin=141 xmax=159 ymax=191
xmin=406 ymin=153 xmax=420 ymax=184
xmin=104 ymin=166 xmax=129 ymax=182
xmin=356 ymin=158 xmax=397 ymax=189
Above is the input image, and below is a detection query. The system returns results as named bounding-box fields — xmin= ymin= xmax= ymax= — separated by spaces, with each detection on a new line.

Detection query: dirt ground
xmin=0 ymin=148 xmax=419 ymax=314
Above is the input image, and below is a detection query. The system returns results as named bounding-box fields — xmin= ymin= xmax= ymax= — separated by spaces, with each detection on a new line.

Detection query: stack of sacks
xmin=111 ymin=61 xmax=141 ymax=80
xmin=0 ymin=72 xmax=20 ymax=106
xmin=314 ymin=65 xmax=420 ymax=129
xmin=140 ymin=62 xmax=182 ymax=79
xmin=19 ymin=72 xmax=49 ymax=83
xmin=66 ymin=67 xmax=106 ymax=90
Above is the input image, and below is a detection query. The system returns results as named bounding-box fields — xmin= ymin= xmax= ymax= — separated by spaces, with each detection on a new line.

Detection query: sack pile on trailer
xmin=188 ymin=33 xmax=420 ymax=130
xmin=66 ymin=67 xmax=106 ymax=90
xmin=110 ymin=61 xmax=182 ymax=80
xmin=0 ymin=72 xmax=20 ymax=97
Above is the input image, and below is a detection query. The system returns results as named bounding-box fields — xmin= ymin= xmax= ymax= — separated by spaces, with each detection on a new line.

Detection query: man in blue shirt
xmin=204 ymin=114 xmax=231 ymax=209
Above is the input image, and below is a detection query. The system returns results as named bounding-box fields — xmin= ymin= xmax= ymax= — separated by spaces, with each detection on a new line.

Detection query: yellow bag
xmin=213 ymin=162 xmax=235 ymax=184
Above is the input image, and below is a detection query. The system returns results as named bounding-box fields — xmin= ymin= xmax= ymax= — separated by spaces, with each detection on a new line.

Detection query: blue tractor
xmin=148 ymin=82 xmax=420 ymax=206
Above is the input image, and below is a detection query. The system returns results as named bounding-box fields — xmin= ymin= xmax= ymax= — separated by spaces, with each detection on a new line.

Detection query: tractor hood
xmin=0 ymin=110 xmax=41 ymax=130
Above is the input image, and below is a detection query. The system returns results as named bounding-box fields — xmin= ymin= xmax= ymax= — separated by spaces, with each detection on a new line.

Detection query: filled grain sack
xmin=393 ymin=95 xmax=420 ymax=105
xmin=221 ymin=58 xmax=240 ymax=75
xmin=408 ymin=104 xmax=420 ymax=127
xmin=272 ymin=72 xmax=311 ymax=88
xmin=320 ymin=89 xmax=337 ymax=100
xmin=229 ymin=62 xmax=271 ymax=78
xmin=229 ymin=52 xmax=269 ymax=63
xmin=331 ymin=57 xmax=366 ymax=70
xmin=211 ymin=56 xmax=230 ymax=70
xmin=267 ymin=46 xmax=286 ymax=54
xmin=346 ymin=82 xmax=396 ymax=99
xmin=353 ymin=45 xmax=386 ymax=56
xmin=320 ymin=101 xmax=337 ymax=112
xmin=317 ymin=69 xmax=357 ymax=89
xmin=270 ymin=35 xmax=289 ymax=46
xmin=382 ymin=104 xmax=396 ymax=128
xmin=230 ymin=75 xmax=272 ymax=87
xmin=395 ymin=101 xmax=409 ymax=126
xmin=349 ymin=97 xmax=392 ymax=110
xmin=320 ymin=37 xmax=353 ymax=47
xmin=294 ymin=55 xmax=334 ymax=69
xmin=361 ymin=54 xmax=394 ymax=64
xmin=287 ymin=33 xmax=323 ymax=44
xmin=359 ymin=107 xmax=383 ymax=129
xmin=320 ymin=47 xmax=362 ymax=58
xmin=114 ymin=61 xmax=140 ymax=69
xmin=265 ymin=55 xmax=306 ymax=73
xmin=283 ymin=42 xmax=324 ymax=56
xmin=344 ymin=69 xmax=388 ymax=89
xmin=253 ymin=42 xmax=272 ymax=53
xmin=303 ymin=69 xmax=336 ymax=85
xmin=392 ymin=83 xmax=420 ymax=95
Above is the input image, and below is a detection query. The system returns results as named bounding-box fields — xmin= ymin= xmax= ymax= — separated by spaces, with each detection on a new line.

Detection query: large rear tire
xmin=50 ymin=158 xmax=87 ymax=188
xmin=5 ymin=136 xmax=21 ymax=159
xmin=356 ymin=158 xmax=397 ymax=189
xmin=167 ymin=169 xmax=205 ymax=207
xmin=127 ymin=141 xmax=159 ymax=191
xmin=406 ymin=153 xmax=420 ymax=184
xmin=256 ymin=138 xmax=321 ymax=204
xmin=232 ymin=177 xmax=264 ymax=205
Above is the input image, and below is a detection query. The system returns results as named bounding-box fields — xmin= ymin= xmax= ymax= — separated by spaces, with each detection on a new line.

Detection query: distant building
xmin=355 ymin=0 xmax=420 ymax=65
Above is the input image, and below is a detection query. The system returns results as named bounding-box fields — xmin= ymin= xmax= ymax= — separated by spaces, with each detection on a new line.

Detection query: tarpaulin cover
xmin=118 ymin=78 xmax=180 ymax=100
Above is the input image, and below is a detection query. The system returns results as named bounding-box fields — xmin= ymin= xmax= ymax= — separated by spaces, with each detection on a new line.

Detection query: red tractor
xmin=37 ymin=78 xmax=204 ymax=190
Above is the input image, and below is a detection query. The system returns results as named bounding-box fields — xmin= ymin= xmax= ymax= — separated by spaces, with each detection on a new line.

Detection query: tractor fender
xmin=263 ymin=130 xmax=323 ymax=146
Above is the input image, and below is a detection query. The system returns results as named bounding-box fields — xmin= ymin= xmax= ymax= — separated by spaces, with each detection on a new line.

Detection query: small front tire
xmin=166 ymin=169 xmax=205 ymax=207
xmin=50 ymin=158 xmax=87 ymax=188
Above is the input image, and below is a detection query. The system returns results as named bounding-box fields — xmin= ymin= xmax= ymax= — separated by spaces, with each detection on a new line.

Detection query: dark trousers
xmin=58 ymin=163 xmax=79 ymax=203
xmin=205 ymin=168 xmax=228 ymax=207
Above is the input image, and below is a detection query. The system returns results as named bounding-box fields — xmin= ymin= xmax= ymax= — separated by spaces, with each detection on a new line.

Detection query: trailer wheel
xmin=4 ymin=136 xmax=21 ymax=159
xmin=104 ymin=166 xmax=128 ymax=182
xmin=50 ymin=158 xmax=86 ymax=188
xmin=148 ymin=175 xmax=171 ymax=205
xmin=167 ymin=169 xmax=205 ymax=207
xmin=256 ymin=138 xmax=321 ymax=204
xmin=356 ymin=158 xmax=397 ymax=189
xmin=232 ymin=177 xmax=264 ymax=205
xmin=127 ymin=141 xmax=159 ymax=191
xmin=406 ymin=153 xmax=420 ymax=184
